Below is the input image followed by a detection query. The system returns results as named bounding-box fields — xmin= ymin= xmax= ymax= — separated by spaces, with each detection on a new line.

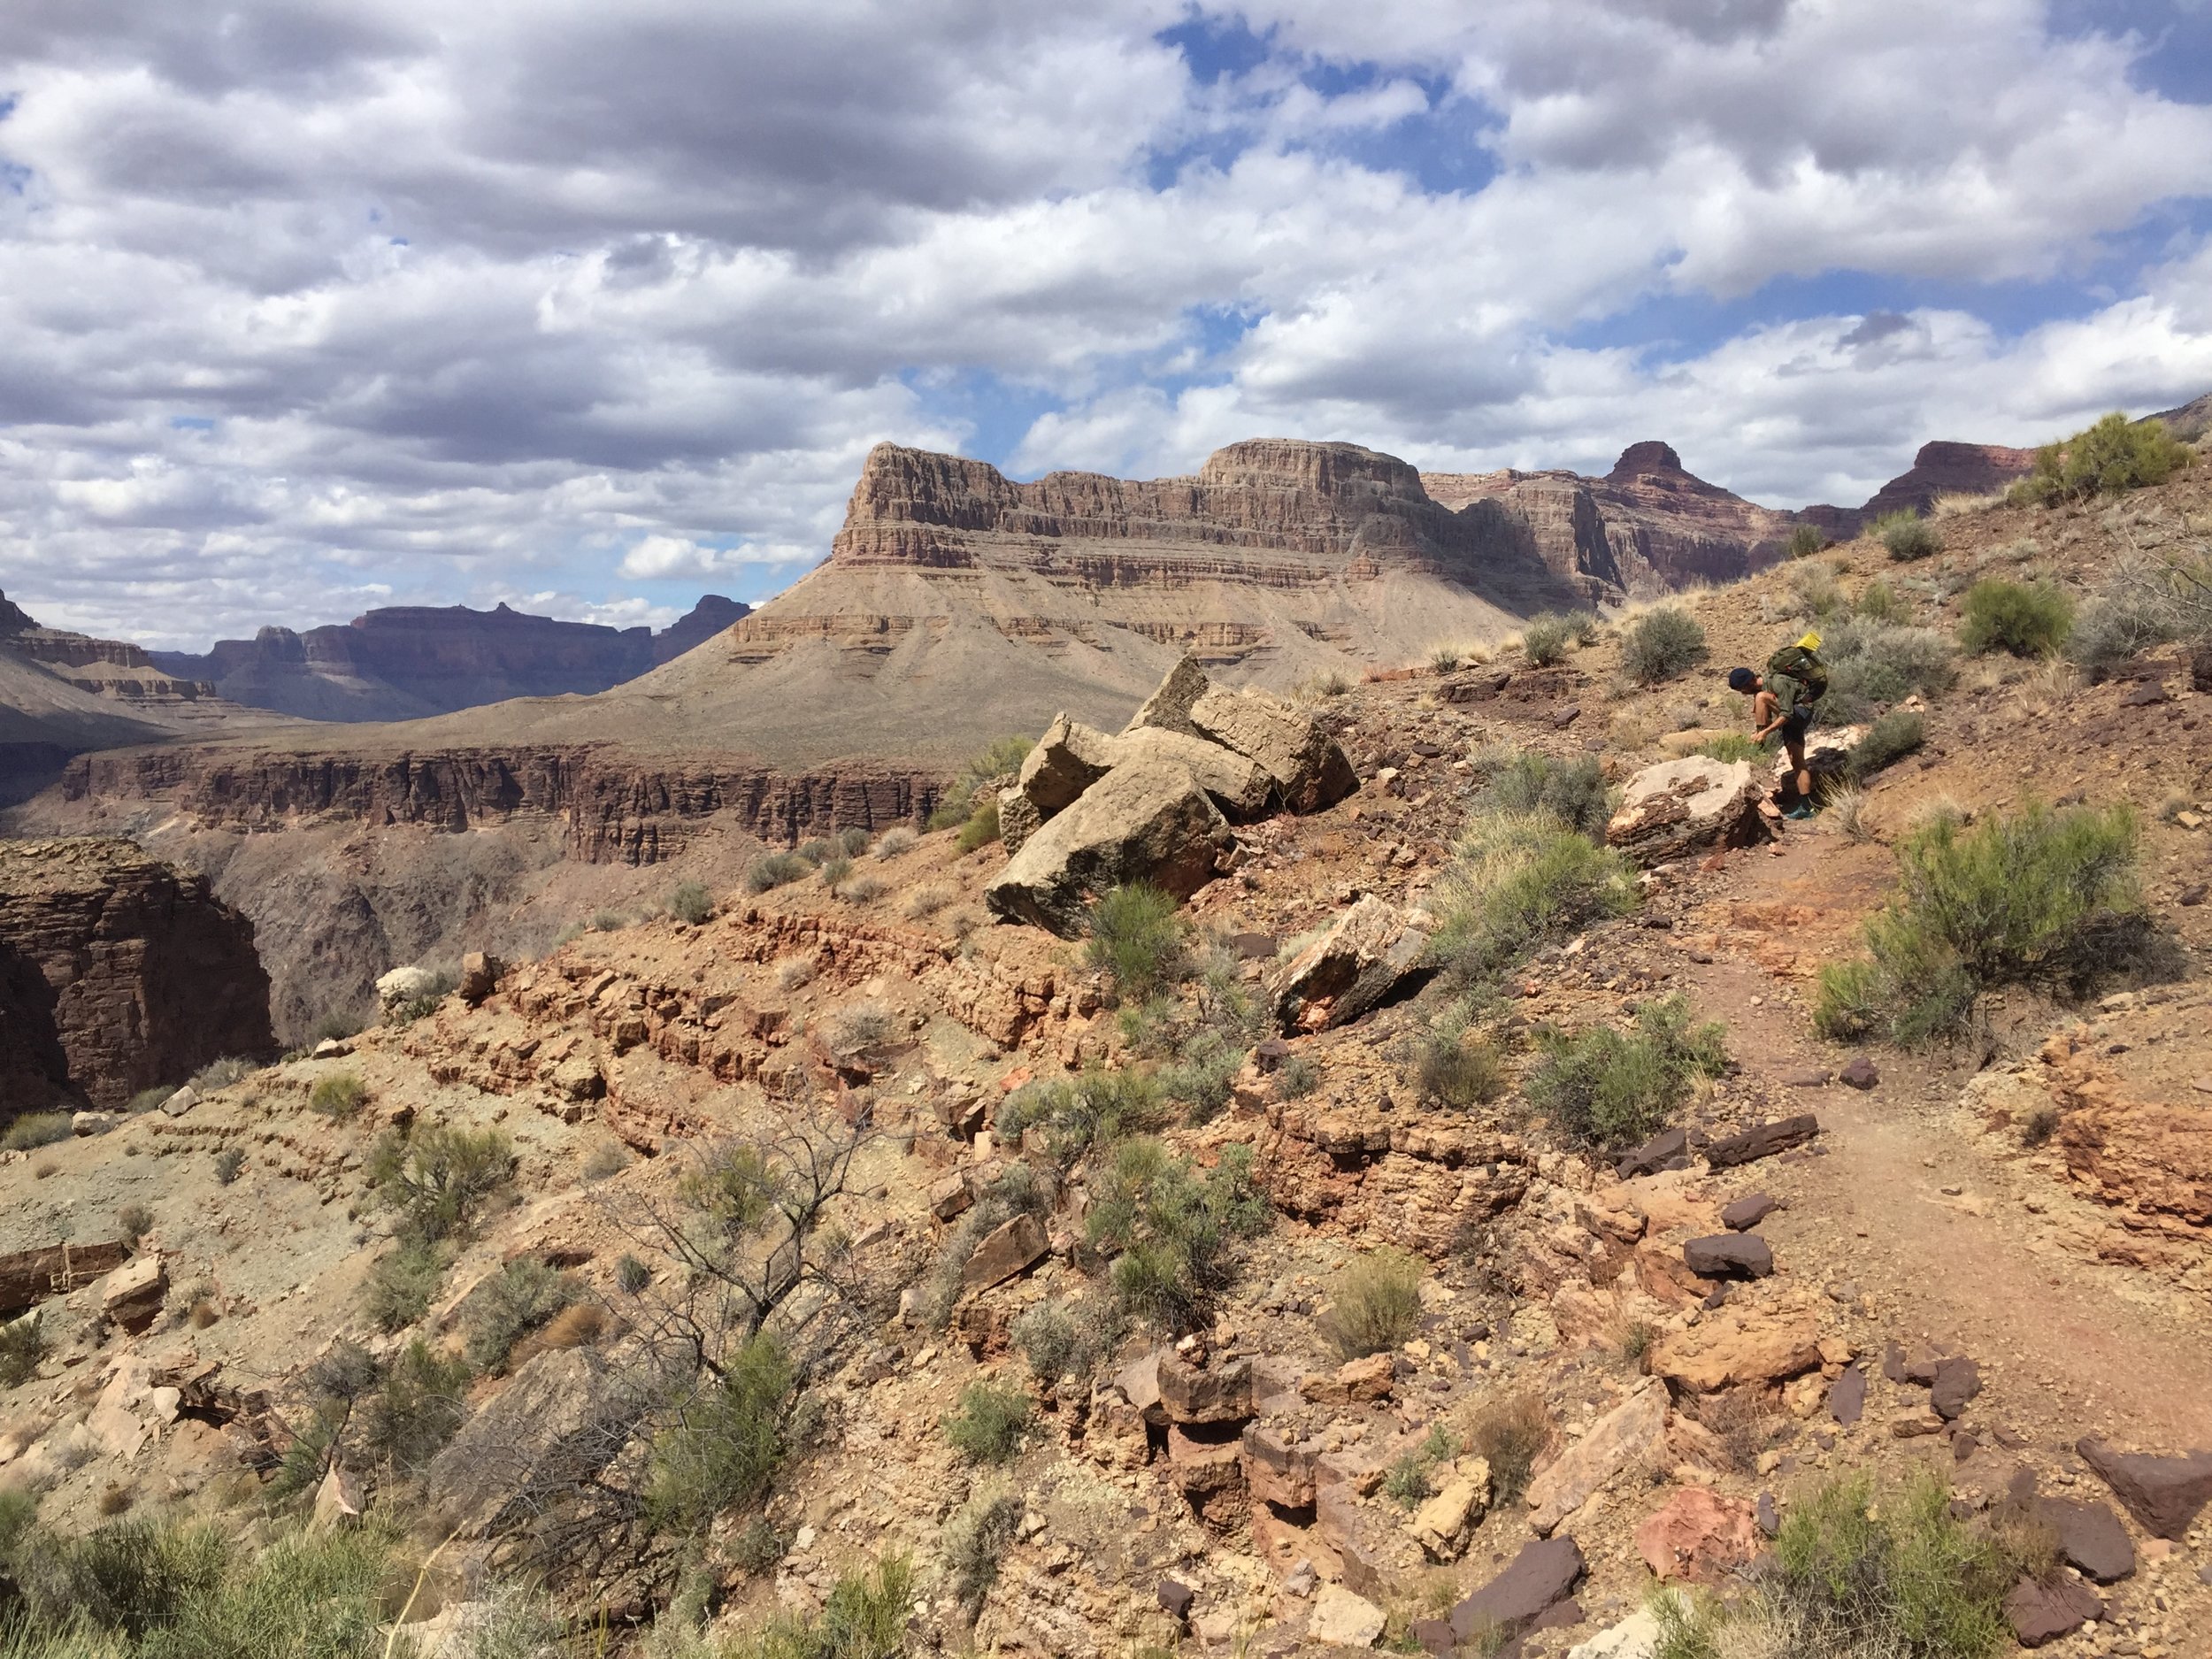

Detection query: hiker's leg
xmin=1786 ymin=731 xmax=1809 ymax=803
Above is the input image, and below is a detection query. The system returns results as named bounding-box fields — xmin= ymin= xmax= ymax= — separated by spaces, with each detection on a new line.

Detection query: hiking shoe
xmin=1784 ymin=804 xmax=1816 ymax=821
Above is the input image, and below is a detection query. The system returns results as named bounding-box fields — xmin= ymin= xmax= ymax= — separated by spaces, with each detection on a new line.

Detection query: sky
xmin=4 ymin=1 xmax=2212 ymax=649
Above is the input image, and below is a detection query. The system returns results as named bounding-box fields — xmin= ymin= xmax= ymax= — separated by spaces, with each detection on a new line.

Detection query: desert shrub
xmin=1623 ymin=608 xmax=1707 ymax=684
xmin=1087 ymin=1139 xmax=1270 ymax=1331
xmin=2067 ymin=544 xmax=2212 ymax=671
xmin=745 ymin=852 xmax=810 ymax=894
xmin=1300 ymin=669 xmax=1353 ymax=698
xmin=667 ymin=881 xmax=713 ymax=925
xmin=212 ymin=1147 xmax=246 ymax=1185
xmin=834 ymin=826 xmax=872 ymax=856
xmin=1691 ymin=732 xmax=1764 ymax=764
xmin=1819 ymin=617 xmax=1955 ymax=720
xmin=1786 ymin=559 xmax=1846 ymax=618
xmin=1959 ymin=578 xmax=2074 ymax=657
xmin=929 ymin=735 xmax=1033 ymax=833
xmin=366 ymin=1123 xmax=515 ymax=1244
xmin=617 ymin=1254 xmax=652 ymax=1294
xmin=582 ymin=1139 xmax=630 ymax=1181
xmin=795 ymin=839 xmax=832 ymax=865
xmin=1430 ymin=813 xmax=1639 ymax=988
xmin=918 ymin=1165 xmax=1057 ymax=1326
xmin=818 ymin=854 xmax=854 ymax=891
xmin=588 ymin=910 xmax=627 ymax=933
xmin=2 ymin=1113 xmax=73 ymax=1152
xmin=1431 ymin=644 xmax=1464 ymax=672
xmin=1321 ymin=1248 xmax=1425 ymax=1360
xmin=363 ymin=1239 xmax=449 ymax=1333
xmin=954 ymin=795 xmax=1003 ymax=854
xmin=1783 ymin=523 xmax=1826 ymax=559
xmin=309 ymin=1010 xmax=365 ymax=1046
xmin=1525 ymin=995 xmax=1728 ymax=1150
xmin=308 ymin=1071 xmax=369 ymax=1118
xmin=942 ymin=1492 xmax=1021 ymax=1620
xmin=836 ymin=873 xmax=887 ymax=903
xmin=942 ymin=1381 xmax=1033 ymax=1465
xmin=903 ymin=883 xmax=954 ymax=918
xmin=188 ymin=1056 xmax=255 ymax=1093
xmin=1875 ymin=511 xmax=1941 ymax=562
xmin=1161 ymin=1035 xmax=1245 ymax=1128
xmin=1278 ymin=1055 xmax=1319 ymax=1099
xmin=1010 ymin=1302 xmax=1096 ymax=1385
xmin=1382 ymin=1423 xmax=1455 ymax=1509
xmin=773 ymin=954 xmax=817 ymax=991
xmin=826 ymin=1001 xmax=894 ymax=1055
xmin=1416 ymin=1024 xmax=1505 ymax=1108
xmin=460 ymin=1257 xmax=579 ymax=1374
xmin=1521 ymin=613 xmax=1572 ymax=666
xmin=127 ymin=1085 xmax=174 ymax=1112
xmin=998 ymin=1067 xmax=1167 ymax=1170
xmin=2013 ymin=411 xmax=2196 ymax=505
xmin=645 ymin=1333 xmax=792 ymax=1535
xmin=356 ymin=1337 xmax=472 ymax=1474
xmin=1814 ymin=803 xmax=2149 ymax=1046
xmin=1083 ymin=883 xmax=1187 ymax=1005
xmin=1847 ymin=710 xmax=1925 ymax=779
xmin=2021 ymin=1104 xmax=2062 ymax=1148
xmin=1855 ymin=578 xmax=1905 ymax=622
xmin=722 ymin=1555 xmax=911 ymax=1659
xmin=0 ymin=1317 xmax=45 ymax=1387
xmin=1464 ymin=1391 xmax=1552 ymax=1507
xmin=873 ymin=826 xmax=919 ymax=859
xmin=1479 ymin=751 xmax=1611 ymax=836
xmin=1829 ymin=782 xmax=1871 ymax=842
xmin=117 ymin=1204 xmax=155 ymax=1250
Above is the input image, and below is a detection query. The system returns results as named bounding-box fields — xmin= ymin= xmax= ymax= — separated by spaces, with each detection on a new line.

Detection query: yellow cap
xmin=1797 ymin=630 xmax=1822 ymax=651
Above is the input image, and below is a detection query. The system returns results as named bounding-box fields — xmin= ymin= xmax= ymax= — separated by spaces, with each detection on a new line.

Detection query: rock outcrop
xmin=1606 ymin=757 xmax=1766 ymax=864
xmin=0 ymin=838 xmax=273 ymax=1112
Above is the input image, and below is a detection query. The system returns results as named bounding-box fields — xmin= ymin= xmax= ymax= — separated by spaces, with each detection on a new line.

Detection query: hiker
xmin=1728 ymin=631 xmax=1827 ymax=819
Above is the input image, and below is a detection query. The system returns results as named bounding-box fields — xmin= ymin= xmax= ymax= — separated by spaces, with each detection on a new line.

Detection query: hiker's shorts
xmin=1780 ymin=705 xmax=1815 ymax=743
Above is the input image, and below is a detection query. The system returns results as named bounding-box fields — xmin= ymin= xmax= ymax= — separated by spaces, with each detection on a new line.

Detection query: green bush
xmin=1521 ymin=613 xmax=1572 ymax=666
xmin=1082 ymin=883 xmax=1187 ymax=1005
xmin=1959 ymin=579 xmax=2074 ymax=657
xmin=188 ymin=1056 xmax=255 ymax=1093
xmin=1087 ymin=1140 xmax=1270 ymax=1331
xmin=1161 ymin=1031 xmax=1244 ymax=1125
xmin=745 ymin=852 xmax=810 ymax=893
xmin=117 ymin=1204 xmax=154 ymax=1250
xmin=997 ymin=1067 xmax=1169 ymax=1168
xmin=1430 ymin=814 xmax=1639 ymax=988
xmin=1383 ymin=1424 xmax=1455 ymax=1509
xmin=724 ymin=1554 xmax=912 ymax=1659
xmin=929 ymin=735 xmax=1034 ymax=833
xmin=357 ymin=1338 xmax=472 ymax=1474
xmin=0 ymin=1316 xmax=45 ymax=1387
xmin=1320 ymin=1248 xmax=1425 ymax=1360
xmin=308 ymin=1071 xmax=368 ymax=1118
xmin=1814 ymin=803 xmax=2148 ymax=1046
xmin=1819 ymin=617 xmax=1955 ymax=720
xmin=1847 ymin=710 xmax=1925 ymax=779
xmin=1278 ymin=1055 xmax=1319 ymax=1099
xmin=2012 ymin=411 xmax=2197 ymax=505
xmin=1416 ymin=1025 xmax=1505 ymax=1108
xmin=795 ymin=839 xmax=832 ymax=866
xmin=365 ymin=1123 xmax=515 ymax=1244
xmin=1786 ymin=559 xmax=1846 ymax=619
xmin=835 ymin=826 xmax=872 ymax=856
xmin=1525 ymin=995 xmax=1728 ymax=1150
xmin=1622 ymin=607 xmax=1708 ymax=684
xmin=1479 ymin=751 xmax=1612 ymax=836
xmin=212 ymin=1147 xmax=246 ymax=1185
xmin=1691 ymin=732 xmax=1765 ymax=764
xmin=954 ymin=795 xmax=1002 ymax=854
xmin=942 ymin=1381 xmax=1034 ymax=1465
xmin=1783 ymin=523 xmax=1826 ymax=559
xmin=459 ymin=1256 xmax=579 ymax=1374
xmin=1855 ymin=579 xmax=1905 ymax=622
xmin=1875 ymin=511 xmax=1941 ymax=562
xmin=668 ymin=881 xmax=713 ymax=925
xmin=2 ymin=1113 xmax=73 ymax=1152
xmin=126 ymin=1086 xmax=173 ymax=1113
xmin=1010 ymin=1302 xmax=1095 ymax=1385
xmin=363 ymin=1237 xmax=450 ymax=1333
xmin=645 ymin=1333 xmax=793 ymax=1535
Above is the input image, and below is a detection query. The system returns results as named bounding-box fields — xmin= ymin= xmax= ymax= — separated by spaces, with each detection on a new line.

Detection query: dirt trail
xmin=1679 ymin=830 xmax=2212 ymax=1451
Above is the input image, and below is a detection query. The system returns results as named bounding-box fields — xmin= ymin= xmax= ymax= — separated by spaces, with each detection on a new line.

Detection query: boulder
xmin=1410 ymin=1458 xmax=1490 ymax=1561
xmin=1838 ymin=1055 xmax=1879 ymax=1089
xmin=375 ymin=964 xmax=442 ymax=1014
xmin=996 ymin=786 xmax=1042 ymax=855
xmin=1650 ymin=1307 xmax=1822 ymax=1394
xmin=1566 ymin=1608 xmax=1663 ymax=1659
xmin=1634 ymin=1486 xmax=1759 ymax=1582
xmin=1187 ymin=685 xmax=1358 ymax=814
xmin=1157 ymin=1350 xmax=1253 ymax=1425
xmin=1117 ymin=726 xmax=1276 ymax=819
xmin=1704 ymin=1114 xmax=1819 ymax=1169
xmin=1615 ymin=1127 xmax=1689 ymax=1179
xmin=422 ymin=1348 xmax=621 ymax=1536
xmin=1125 ymin=653 xmax=1212 ymax=739
xmin=1779 ymin=722 xmax=1869 ymax=780
xmin=1308 ymin=1585 xmax=1386 ymax=1649
xmin=158 ymin=1086 xmax=198 ymax=1118
xmin=1525 ymin=1379 xmax=1668 ymax=1536
xmin=1929 ymin=1356 xmax=1980 ymax=1421
xmin=71 ymin=1110 xmax=118 ymax=1136
xmin=2077 ymin=1438 xmax=2212 ymax=1540
xmin=457 ymin=951 xmax=504 ymax=1006
xmin=1448 ymin=1536 xmax=1586 ymax=1647
xmin=959 ymin=1214 xmax=1047 ymax=1293
xmin=1829 ymin=1363 xmax=1866 ymax=1426
xmin=985 ymin=758 xmax=1233 ymax=935
xmin=1303 ymin=1352 xmax=1394 ymax=1406
xmin=1605 ymin=758 xmax=1764 ymax=864
xmin=2035 ymin=1496 xmax=2135 ymax=1584
xmin=1242 ymin=1423 xmax=1317 ymax=1509
xmin=100 ymin=1253 xmax=166 ymax=1334
xmin=2004 ymin=1577 xmax=2104 ymax=1647
xmin=1017 ymin=713 xmax=1125 ymax=815
xmin=1683 ymin=1234 xmax=1773 ymax=1279
xmin=1266 ymin=895 xmax=1432 ymax=1033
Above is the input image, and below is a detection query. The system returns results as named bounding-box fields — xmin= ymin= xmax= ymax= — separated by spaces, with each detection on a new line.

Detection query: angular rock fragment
xmin=985 ymin=758 xmax=1233 ymax=934
xmin=1448 ymin=1535 xmax=1586 ymax=1647
xmin=1157 ymin=1350 xmax=1253 ymax=1425
xmin=1615 ymin=1127 xmax=1688 ymax=1179
xmin=1525 ymin=1379 xmax=1668 ymax=1536
xmin=1650 ymin=1307 xmax=1821 ymax=1394
xmin=1828 ymin=1363 xmax=1866 ymax=1427
xmin=1187 ymin=685 xmax=1358 ymax=814
xmin=1720 ymin=1194 xmax=1776 ymax=1231
xmin=1410 ymin=1458 xmax=1490 ymax=1562
xmin=1309 ymin=1584 xmax=1386 ymax=1648
xmin=2035 ymin=1496 xmax=2136 ymax=1584
xmin=1929 ymin=1356 xmax=1980 ymax=1421
xmin=100 ymin=1253 xmax=167 ymax=1334
xmin=2077 ymin=1438 xmax=2212 ymax=1540
xmin=1634 ymin=1486 xmax=1759 ymax=1583
xmin=2004 ymin=1577 xmax=2104 ymax=1647
xmin=959 ymin=1214 xmax=1048 ymax=1293
xmin=1704 ymin=1114 xmax=1819 ymax=1169
xmin=1266 ymin=895 xmax=1432 ymax=1033
xmin=1606 ymin=757 xmax=1764 ymax=864
xmin=1683 ymin=1234 xmax=1773 ymax=1280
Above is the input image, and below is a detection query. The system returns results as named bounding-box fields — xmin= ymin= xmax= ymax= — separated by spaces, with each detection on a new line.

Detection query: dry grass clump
xmin=873 ymin=826 xmax=919 ymax=860
xmin=1319 ymin=1248 xmax=1425 ymax=1360
xmin=773 ymin=954 xmax=818 ymax=991
xmin=903 ymin=884 xmax=955 ymax=919
xmin=1463 ymin=1390 xmax=1553 ymax=1506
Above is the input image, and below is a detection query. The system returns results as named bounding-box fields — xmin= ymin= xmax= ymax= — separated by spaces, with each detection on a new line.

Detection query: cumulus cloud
xmin=0 ymin=0 xmax=2208 ymax=645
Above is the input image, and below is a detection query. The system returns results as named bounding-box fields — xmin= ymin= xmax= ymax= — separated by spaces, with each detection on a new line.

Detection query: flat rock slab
xmin=960 ymin=1213 xmax=1047 ymax=1292
xmin=1929 ymin=1356 xmax=1981 ymax=1421
xmin=1525 ymin=1379 xmax=1668 ymax=1536
xmin=1634 ymin=1486 xmax=1760 ymax=1583
xmin=1721 ymin=1194 xmax=1777 ymax=1231
xmin=1704 ymin=1114 xmax=1819 ymax=1169
xmin=1615 ymin=1127 xmax=1689 ymax=1179
xmin=1449 ymin=1536 xmax=1586 ymax=1646
xmin=2078 ymin=1438 xmax=2212 ymax=1540
xmin=1683 ymin=1233 xmax=1773 ymax=1279
xmin=1829 ymin=1363 xmax=1867 ymax=1426
xmin=2035 ymin=1496 xmax=2136 ymax=1584
xmin=2005 ymin=1576 xmax=2105 ymax=1647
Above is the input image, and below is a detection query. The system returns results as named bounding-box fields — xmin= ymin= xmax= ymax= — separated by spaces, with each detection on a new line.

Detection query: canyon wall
xmin=0 ymin=838 xmax=273 ymax=1113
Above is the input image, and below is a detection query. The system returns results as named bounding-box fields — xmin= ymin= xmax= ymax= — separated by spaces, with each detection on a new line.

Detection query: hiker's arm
xmin=1751 ymin=692 xmax=1782 ymax=739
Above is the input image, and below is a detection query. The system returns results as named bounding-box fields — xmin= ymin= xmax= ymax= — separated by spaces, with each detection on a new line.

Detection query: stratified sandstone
xmin=0 ymin=838 xmax=273 ymax=1112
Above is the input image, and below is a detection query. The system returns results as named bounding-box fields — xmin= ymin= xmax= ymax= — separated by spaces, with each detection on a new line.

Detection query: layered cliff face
xmin=1420 ymin=441 xmax=1801 ymax=591
xmin=149 ymin=595 xmax=749 ymax=722
xmin=1843 ymin=441 xmax=2037 ymax=525
xmin=0 ymin=838 xmax=273 ymax=1112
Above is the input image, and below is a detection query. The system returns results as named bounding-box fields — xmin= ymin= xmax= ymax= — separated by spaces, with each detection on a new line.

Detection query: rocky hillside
xmin=0 ymin=837 xmax=273 ymax=1115
xmin=148 ymin=595 xmax=749 ymax=723
xmin=3 ymin=449 xmax=2208 ymax=1656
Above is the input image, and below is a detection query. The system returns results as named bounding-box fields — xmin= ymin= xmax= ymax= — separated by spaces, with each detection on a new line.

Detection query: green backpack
xmin=1766 ymin=641 xmax=1829 ymax=707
